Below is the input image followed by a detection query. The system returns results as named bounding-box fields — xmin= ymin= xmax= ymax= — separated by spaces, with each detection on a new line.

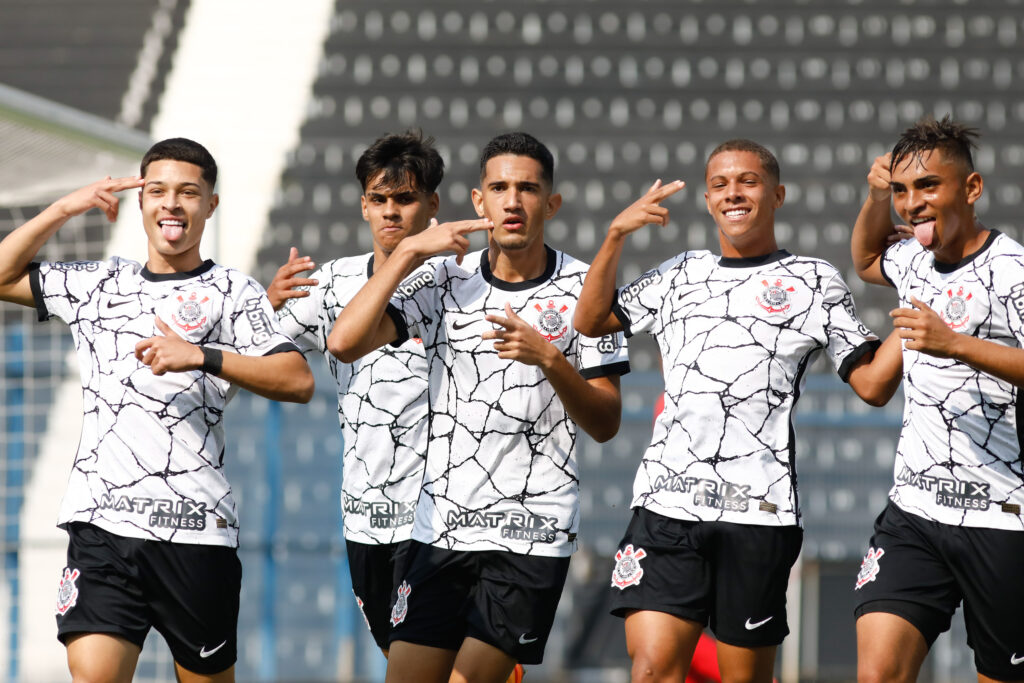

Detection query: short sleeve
xmin=389 ymin=258 xmax=443 ymax=345
xmin=276 ymin=265 xmax=328 ymax=354
xmin=821 ymin=270 xmax=881 ymax=381
xmin=993 ymin=254 xmax=1024 ymax=346
xmin=224 ymin=279 xmax=300 ymax=356
xmin=612 ymin=259 xmax=676 ymax=338
xmin=577 ymin=330 xmax=630 ymax=379
xmin=30 ymin=259 xmax=111 ymax=323
xmin=880 ymin=239 xmax=916 ymax=291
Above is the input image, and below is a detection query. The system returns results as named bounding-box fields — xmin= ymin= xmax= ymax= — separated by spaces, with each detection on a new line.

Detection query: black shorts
xmin=608 ymin=507 xmax=803 ymax=648
xmin=388 ymin=541 xmax=570 ymax=665
xmin=853 ymin=502 xmax=1024 ymax=680
xmin=346 ymin=539 xmax=410 ymax=650
xmin=55 ymin=522 xmax=241 ymax=675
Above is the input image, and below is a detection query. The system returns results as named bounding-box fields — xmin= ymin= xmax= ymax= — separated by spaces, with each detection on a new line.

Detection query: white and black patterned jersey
xmin=30 ymin=257 xmax=298 ymax=547
xmin=388 ymin=246 xmax=630 ymax=557
xmin=614 ymin=250 xmax=880 ymax=527
xmin=277 ymin=253 xmax=427 ymax=544
xmin=881 ymin=230 xmax=1024 ymax=531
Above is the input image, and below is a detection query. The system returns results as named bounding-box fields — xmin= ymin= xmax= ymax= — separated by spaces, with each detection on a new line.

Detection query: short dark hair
xmin=705 ymin=139 xmax=780 ymax=185
xmin=140 ymin=138 xmax=218 ymax=189
xmin=356 ymin=130 xmax=444 ymax=193
xmin=479 ymin=132 xmax=554 ymax=186
xmin=890 ymin=114 xmax=979 ymax=175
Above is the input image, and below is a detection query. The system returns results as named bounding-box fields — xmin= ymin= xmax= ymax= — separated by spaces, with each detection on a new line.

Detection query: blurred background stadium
xmin=1 ymin=0 xmax=1022 ymax=680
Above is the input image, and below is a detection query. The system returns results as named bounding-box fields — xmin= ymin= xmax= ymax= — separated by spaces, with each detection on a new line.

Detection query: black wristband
xmin=200 ymin=346 xmax=223 ymax=376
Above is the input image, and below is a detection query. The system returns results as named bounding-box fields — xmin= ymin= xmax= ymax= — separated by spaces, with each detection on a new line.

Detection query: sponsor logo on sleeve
xmin=243 ymin=298 xmax=272 ymax=344
xmin=611 ymin=544 xmax=647 ymax=589
xmin=597 ymin=335 xmax=618 ymax=353
xmin=396 ymin=271 xmax=435 ymax=298
xmin=619 ymin=270 xmax=661 ymax=303
xmin=50 ymin=261 xmax=99 ymax=272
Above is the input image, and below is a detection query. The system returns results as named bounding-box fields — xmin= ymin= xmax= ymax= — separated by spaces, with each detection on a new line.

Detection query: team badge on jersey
xmin=854 ymin=546 xmax=885 ymax=590
xmin=533 ymin=300 xmax=569 ymax=341
xmin=611 ymin=544 xmax=647 ymax=590
xmin=55 ymin=567 xmax=81 ymax=616
xmin=172 ymin=292 xmax=209 ymax=332
xmin=756 ymin=279 xmax=795 ymax=314
xmin=940 ymin=286 xmax=972 ymax=329
xmin=353 ymin=591 xmax=372 ymax=631
xmin=390 ymin=581 xmax=411 ymax=626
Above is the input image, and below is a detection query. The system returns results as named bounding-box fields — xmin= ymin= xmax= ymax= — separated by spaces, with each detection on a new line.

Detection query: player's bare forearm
xmin=327 ymin=243 xmax=416 ymax=362
xmin=851 ymin=195 xmax=896 ymax=287
xmin=847 ymin=331 xmax=903 ymax=406
xmin=541 ymin=352 xmax=622 ymax=442
xmin=219 ymin=349 xmax=314 ymax=402
xmin=575 ymin=231 xmax=626 ymax=337
xmin=938 ymin=335 xmax=1024 ymax=389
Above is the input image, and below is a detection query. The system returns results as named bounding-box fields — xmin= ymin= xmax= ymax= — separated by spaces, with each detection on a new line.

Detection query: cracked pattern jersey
xmin=278 ymin=254 xmax=427 ymax=544
xmin=388 ymin=246 xmax=629 ymax=557
xmin=30 ymin=257 xmax=298 ymax=547
xmin=881 ymin=230 xmax=1024 ymax=531
xmin=613 ymin=250 xmax=880 ymax=527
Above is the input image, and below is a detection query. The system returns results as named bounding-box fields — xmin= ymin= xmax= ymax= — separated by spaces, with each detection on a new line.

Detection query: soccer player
xmin=850 ymin=116 xmax=1024 ymax=683
xmin=0 ymin=138 xmax=313 ymax=683
xmin=265 ymin=131 xmax=439 ymax=654
xmin=574 ymin=139 xmax=902 ymax=683
xmin=328 ymin=132 xmax=629 ymax=683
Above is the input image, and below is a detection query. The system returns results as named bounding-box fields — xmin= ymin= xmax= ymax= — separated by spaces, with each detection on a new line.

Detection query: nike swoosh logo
xmin=452 ymin=320 xmax=474 ymax=331
xmin=745 ymin=616 xmax=773 ymax=630
xmin=519 ymin=634 xmax=538 ymax=645
xmin=1012 ymin=653 xmax=1024 ymax=665
xmin=106 ymin=300 xmax=131 ymax=309
xmin=199 ymin=640 xmax=227 ymax=658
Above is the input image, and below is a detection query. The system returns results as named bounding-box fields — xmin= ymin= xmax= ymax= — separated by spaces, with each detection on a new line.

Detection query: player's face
xmin=472 ymin=155 xmax=561 ymax=254
xmin=361 ymin=172 xmax=439 ymax=256
xmin=139 ymin=159 xmax=218 ymax=273
xmin=889 ymin=148 xmax=982 ymax=259
xmin=704 ymin=150 xmax=784 ymax=258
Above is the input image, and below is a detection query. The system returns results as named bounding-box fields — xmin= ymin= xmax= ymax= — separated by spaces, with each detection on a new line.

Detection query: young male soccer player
xmin=850 ymin=116 xmax=1024 ymax=683
xmin=0 ymin=138 xmax=313 ymax=683
xmin=329 ymin=132 xmax=629 ymax=683
xmin=574 ymin=139 xmax=902 ymax=683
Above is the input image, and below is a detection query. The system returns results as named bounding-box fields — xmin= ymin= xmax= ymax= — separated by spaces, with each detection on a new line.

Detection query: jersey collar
xmin=480 ymin=244 xmax=557 ymax=291
xmin=141 ymin=259 xmax=215 ymax=282
xmin=718 ymin=249 xmax=791 ymax=269
xmin=933 ymin=229 xmax=999 ymax=273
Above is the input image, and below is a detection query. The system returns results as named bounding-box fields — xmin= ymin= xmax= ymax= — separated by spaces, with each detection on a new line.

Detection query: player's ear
xmin=704 ymin=191 xmax=712 ymax=216
xmin=206 ymin=193 xmax=219 ymax=218
xmin=427 ymin=192 xmax=439 ymax=218
xmin=774 ymin=183 xmax=786 ymax=209
xmin=471 ymin=188 xmax=485 ymax=218
xmin=964 ymin=172 xmax=983 ymax=206
xmin=360 ymin=194 xmax=370 ymax=221
xmin=545 ymin=192 xmax=562 ymax=219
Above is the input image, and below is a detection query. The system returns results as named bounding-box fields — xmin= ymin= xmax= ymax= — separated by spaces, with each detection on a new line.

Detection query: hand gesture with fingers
xmin=867 ymin=154 xmax=893 ymax=202
xmin=135 ymin=317 xmax=204 ymax=375
xmin=887 ymin=224 xmax=914 ymax=245
xmin=609 ymin=179 xmax=686 ymax=239
xmin=482 ymin=302 xmax=557 ymax=368
xmin=405 ymin=217 xmax=493 ymax=265
xmin=267 ymin=247 xmax=318 ymax=310
xmin=56 ymin=175 xmax=146 ymax=222
xmin=890 ymin=296 xmax=959 ymax=358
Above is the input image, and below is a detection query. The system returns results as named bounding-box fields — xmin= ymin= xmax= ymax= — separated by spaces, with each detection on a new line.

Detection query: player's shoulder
xmin=779 ymin=252 xmax=842 ymax=277
xmin=987 ymin=230 xmax=1024 ymax=260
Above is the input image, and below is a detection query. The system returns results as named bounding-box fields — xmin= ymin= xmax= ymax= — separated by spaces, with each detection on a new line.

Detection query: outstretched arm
xmin=484 ymin=303 xmax=623 ymax=442
xmin=135 ymin=317 xmax=314 ymax=402
xmin=575 ymin=179 xmax=685 ymax=337
xmin=0 ymin=176 xmax=144 ymax=306
xmin=266 ymin=247 xmax=318 ymax=311
xmin=893 ymin=297 xmax=1024 ymax=387
xmin=851 ymin=154 xmax=897 ymax=287
xmin=328 ymin=217 xmax=491 ymax=362
xmin=846 ymin=330 xmax=903 ymax=406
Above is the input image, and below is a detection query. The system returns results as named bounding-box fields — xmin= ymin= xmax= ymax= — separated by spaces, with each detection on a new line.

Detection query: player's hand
xmin=404 ymin=217 xmax=492 ymax=265
xmin=267 ymin=247 xmax=317 ymax=310
xmin=54 ymin=175 xmax=145 ymax=222
xmin=867 ymin=154 xmax=892 ymax=202
xmin=886 ymin=224 xmax=914 ymax=245
xmin=890 ymin=297 xmax=960 ymax=359
xmin=134 ymin=317 xmax=205 ymax=375
xmin=482 ymin=302 xmax=558 ymax=368
xmin=609 ymin=179 xmax=686 ymax=239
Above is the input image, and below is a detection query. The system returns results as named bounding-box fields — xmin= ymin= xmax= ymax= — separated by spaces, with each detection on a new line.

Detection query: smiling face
xmin=889 ymin=147 xmax=983 ymax=261
xmin=139 ymin=159 xmax=218 ymax=273
xmin=472 ymin=154 xmax=561 ymax=256
xmin=360 ymin=171 xmax=439 ymax=257
xmin=704 ymin=150 xmax=783 ymax=258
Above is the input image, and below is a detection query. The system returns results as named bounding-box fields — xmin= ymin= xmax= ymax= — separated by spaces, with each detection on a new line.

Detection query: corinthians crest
xmin=940 ymin=286 xmax=972 ymax=329
xmin=172 ymin=291 xmax=209 ymax=332
xmin=756 ymin=279 xmax=795 ymax=314
xmin=533 ymin=300 xmax=569 ymax=341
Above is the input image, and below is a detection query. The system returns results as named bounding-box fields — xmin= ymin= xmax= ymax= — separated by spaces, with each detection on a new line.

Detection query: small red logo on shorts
xmin=855 ymin=547 xmax=885 ymax=590
xmin=354 ymin=591 xmax=372 ymax=631
xmin=390 ymin=581 xmax=411 ymax=626
xmin=55 ymin=567 xmax=80 ymax=616
xmin=611 ymin=544 xmax=647 ymax=590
